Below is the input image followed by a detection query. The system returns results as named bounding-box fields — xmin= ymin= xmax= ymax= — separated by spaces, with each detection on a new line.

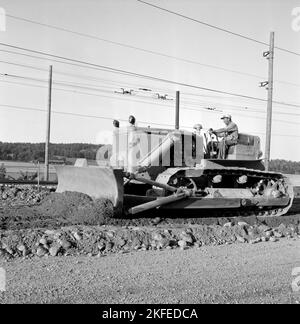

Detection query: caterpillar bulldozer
xmin=56 ymin=116 xmax=295 ymax=217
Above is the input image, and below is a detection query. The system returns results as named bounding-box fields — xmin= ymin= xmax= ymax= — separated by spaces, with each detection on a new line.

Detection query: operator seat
xmin=227 ymin=133 xmax=260 ymax=160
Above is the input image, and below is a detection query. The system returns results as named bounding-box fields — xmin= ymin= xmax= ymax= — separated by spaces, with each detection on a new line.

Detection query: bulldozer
xmin=56 ymin=116 xmax=294 ymax=217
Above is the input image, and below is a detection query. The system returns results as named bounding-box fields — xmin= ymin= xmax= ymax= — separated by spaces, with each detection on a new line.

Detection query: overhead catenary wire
xmin=0 ymin=58 xmax=182 ymax=96
xmin=0 ymin=43 xmax=279 ymax=101
xmin=2 ymin=42 xmax=300 ymax=109
xmin=2 ymin=57 xmax=300 ymax=92
xmin=3 ymin=58 xmax=300 ymax=113
xmin=136 ymin=0 xmax=300 ymax=57
xmin=0 ymin=103 xmax=188 ymax=129
xmin=2 ymin=71 xmax=300 ymax=120
xmin=1 ymin=103 xmax=300 ymax=138
xmin=4 ymin=13 xmax=275 ymax=81
xmin=1 ymin=74 xmax=300 ymax=127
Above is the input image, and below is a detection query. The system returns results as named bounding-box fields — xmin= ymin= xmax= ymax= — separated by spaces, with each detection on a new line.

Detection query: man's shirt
xmin=214 ymin=121 xmax=238 ymax=142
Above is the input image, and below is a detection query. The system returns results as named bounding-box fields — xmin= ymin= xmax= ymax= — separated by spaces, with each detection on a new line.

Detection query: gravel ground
xmin=0 ymin=238 xmax=299 ymax=304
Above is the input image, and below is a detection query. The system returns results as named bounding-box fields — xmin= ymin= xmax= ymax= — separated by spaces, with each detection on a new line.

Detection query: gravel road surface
xmin=0 ymin=238 xmax=299 ymax=304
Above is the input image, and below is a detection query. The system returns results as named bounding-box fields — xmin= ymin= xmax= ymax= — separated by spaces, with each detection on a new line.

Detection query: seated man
xmin=209 ymin=114 xmax=238 ymax=159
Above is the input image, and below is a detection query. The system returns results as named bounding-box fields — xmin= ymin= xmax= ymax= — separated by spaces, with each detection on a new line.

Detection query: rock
xmin=98 ymin=242 xmax=106 ymax=251
xmin=194 ymin=242 xmax=202 ymax=248
xmin=247 ymin=229 xmax=256 ymax=238
xmin=152 ymin=217 xmax=161 ymax=225
xmin=17 ymin=244 xmax=26 ymax=252
xmin=258 ymin=224 xmax=271 ymax=232
xmin=4 ymin=246 xmax=14 ymax=255
xmin=44 ymin=230 xmax=56 ymax=236
xmin=39 ymin=237 xmax=48 ymax=245
xmin=17 ymin=244 xmax=29 ymax=256
xmin=277 ymin=223 xmax=286 ymax=234
xmin=274 ymin=231 xmax=283 ymax=238
xmin=105 ymin=241 xmax=114 ymax=251
xmin=152 ymin=232 xmax=163 ymax=241
xmin=178 ymin=240 xmax=188 ymax=249
xmin=73 ymin=232 xmax=82 ymax=241
xmin=265 ymin=231 xmax=273 ymax=238
xmin=36 ymin=246 xmax=47 ymax=257
xmin=0 ymin=248 xmax=11 ymax=259
xmin=261 ymin=236 xmax=267 ymax=242
xmin=180 ymin=232 xmax=194 ymax=244
xmin=249 ymin=237 xmax=261 ymax=244
xmin=269 ymin=236 xmax=278 ymax=242
xmin=49 ymin=244 xmax=61 ymax=257
xmin=157 ymin=238 xmax=171 ymax=249
xmin=106 ymin=231 xmax=115 ymax=238
xmin=238 ymin=221 xmax=249 ymax=227
xmin=236 ymin=235 xmax=246 ymax=243
xmin=115 ymin=238 xmax=126 ymax=247
xmin=57 ymin=238 xmax=72 ymax=250
xmin=223 ymin=222 xmax=233 ymax=227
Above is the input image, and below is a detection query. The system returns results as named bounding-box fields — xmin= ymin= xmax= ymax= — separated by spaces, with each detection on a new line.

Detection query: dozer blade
xmin=55 ymin=166 xmax=124 ymax=215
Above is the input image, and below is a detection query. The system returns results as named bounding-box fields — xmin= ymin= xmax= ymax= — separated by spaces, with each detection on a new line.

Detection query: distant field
xmin=0 ymin=160 xmax=57 ymax=181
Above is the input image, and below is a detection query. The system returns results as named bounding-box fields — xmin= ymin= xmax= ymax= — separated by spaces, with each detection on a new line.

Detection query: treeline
xmin=0 ymin=142 xmax=300 ymax=174
xmin=0 ymin=142 xmax=100 ymax=162
xmin=269 ymin=159 xmax=300 ymax=174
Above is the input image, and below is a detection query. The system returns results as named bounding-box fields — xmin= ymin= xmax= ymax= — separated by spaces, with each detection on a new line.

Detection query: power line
xmin=1 ymin=72 xmax=177 ymax=102
xmin=181 ymin=97 xmax=300 ymax=116
xmin=0 ymin=103 xmax=188 ymax=128
xmin=0 ymin=77 xmax=227 ymax=118
xmin=1 ymin=74 xmax=300 ymax=127
xmin=136 ymin=0 xmax=300 ymax=57
xmin=0 ymin=59 xmax=175 ymax=94
xmin=136 ymin=0 xmax=267 ymax=45
xmin=181 ymin=89 xmax=300 ymax=109
xmin=0 ymin=42 xmax=273 ymax=102
xmin=2 ymin=53 xmax=300 ymax=91
xmin=0 ymin=78 xmax=183 ymax=111
xmin=1 ymin=103 xmax=300 ymax=138
xmin=2 ymin=71 xmax=300 ymax=122
xmin=5 ymin=13 xmax=272 ymax=81
xmin=4 ymin=57 xmax=300 ymax=108
xmin=1 ymin=43 xmax=300 ymax=109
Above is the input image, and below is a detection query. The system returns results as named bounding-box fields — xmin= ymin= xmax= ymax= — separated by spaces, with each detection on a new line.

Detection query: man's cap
xmin=193 ymin=124 xmax=203 ymax=130
xmin=221 ymin=114 xmax=232 ymax=120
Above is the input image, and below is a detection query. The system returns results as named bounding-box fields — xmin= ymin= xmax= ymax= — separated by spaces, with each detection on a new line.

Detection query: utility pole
xmin=262 ymin=32 xmax=275 ymax=171
xmin=175 ymin=91 xmax=180 ymax=129
xmin=44 ymin=65 xmax=53 ymax=181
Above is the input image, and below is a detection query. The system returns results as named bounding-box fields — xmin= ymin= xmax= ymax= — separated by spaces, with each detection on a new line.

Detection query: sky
xmin=0 ymin=0 xmax=300 ymax=160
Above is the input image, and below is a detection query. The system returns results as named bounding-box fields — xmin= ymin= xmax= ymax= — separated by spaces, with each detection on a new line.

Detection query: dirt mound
xmin=36 ymin=191 xmax=114 ymax=224
xmin=0 ymin=185 xmax=51 ymax=207
xmin=0 ymin=192 xmax=113 ymax=230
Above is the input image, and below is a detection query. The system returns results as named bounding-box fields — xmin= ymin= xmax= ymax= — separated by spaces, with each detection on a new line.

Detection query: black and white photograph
xmin=0 ymin=0 xmax=300 ymax=308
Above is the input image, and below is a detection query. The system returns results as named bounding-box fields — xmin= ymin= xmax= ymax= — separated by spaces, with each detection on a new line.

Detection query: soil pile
xmin=0 ymin=185 xmax=51 ymax=207
xmin=0 ymin=192 xmax=113 ymax=230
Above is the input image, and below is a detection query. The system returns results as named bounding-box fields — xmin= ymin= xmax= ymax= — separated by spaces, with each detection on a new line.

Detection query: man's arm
xmin=213 ymin=122 xmax=237 ymax=135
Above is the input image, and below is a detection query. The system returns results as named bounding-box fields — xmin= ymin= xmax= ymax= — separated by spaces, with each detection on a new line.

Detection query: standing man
xmin=209 ymin=114 xmax=238 ymax=159
xmin=193 ymin=123 xmax=208 ymax=155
